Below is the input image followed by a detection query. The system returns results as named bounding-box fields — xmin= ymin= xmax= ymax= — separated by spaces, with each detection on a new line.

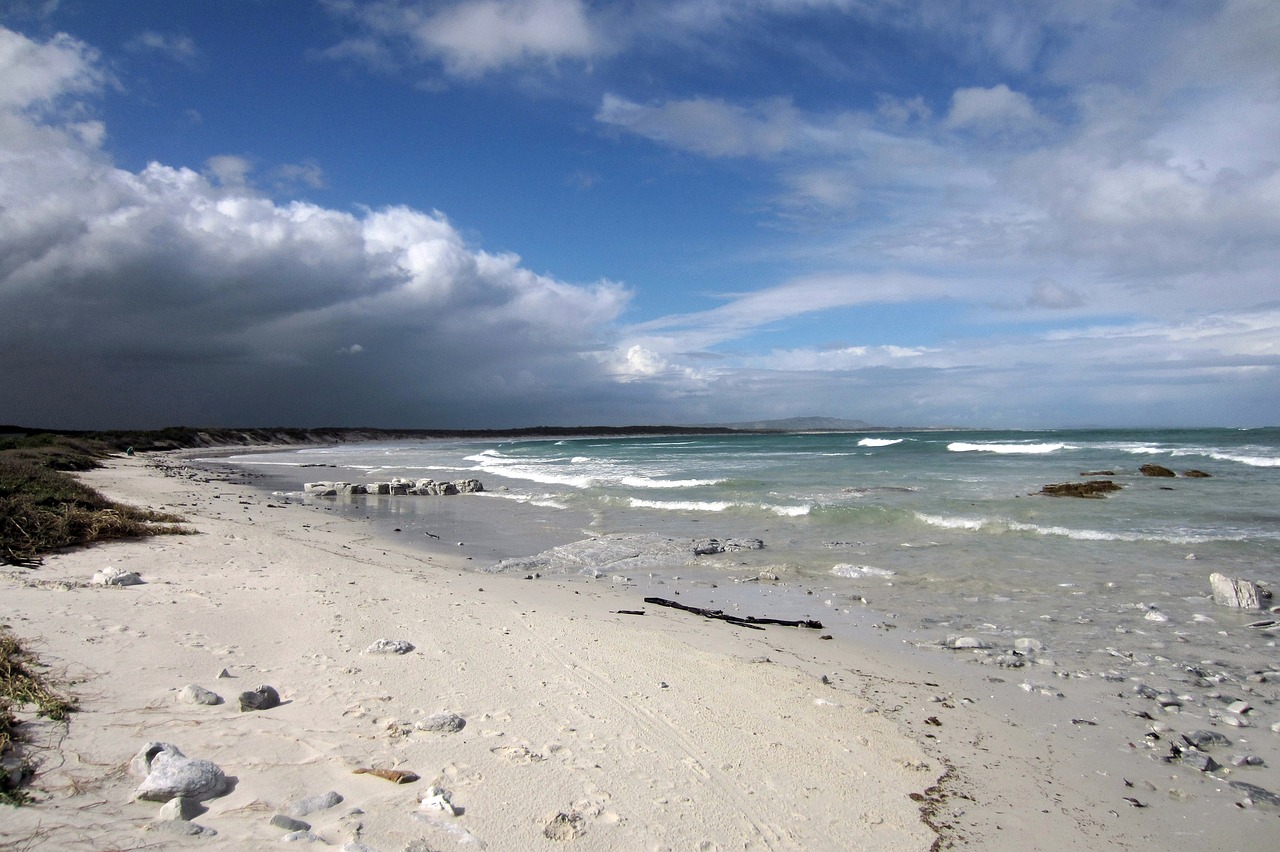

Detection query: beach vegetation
xmin=0 ymin=626 xmax=78 ymax=805
xmin=0 ymin=435 xmax=187 ymax=567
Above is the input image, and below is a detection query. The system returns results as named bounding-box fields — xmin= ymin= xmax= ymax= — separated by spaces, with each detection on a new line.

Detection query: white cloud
xmin=945 ymin=84 xmax=1044 ymax=133
xmin=326 ymin=0 xmax=604 ymax=77
xmin=596 ymin=94 xmax=806 ymax=158
xmin=0 ymin=26 xmax=102 ymax=109
xmin=124 ymin=30 xmax=199 ymax=64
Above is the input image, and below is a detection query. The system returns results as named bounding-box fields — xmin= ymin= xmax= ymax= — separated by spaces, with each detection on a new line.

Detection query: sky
xmin=1 ymin=0 xmax=1278 ymax=430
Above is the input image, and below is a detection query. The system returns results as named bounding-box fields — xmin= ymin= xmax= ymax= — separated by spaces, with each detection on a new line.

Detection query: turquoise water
xmin=221 ymin=428 xmax=1280 ymax=658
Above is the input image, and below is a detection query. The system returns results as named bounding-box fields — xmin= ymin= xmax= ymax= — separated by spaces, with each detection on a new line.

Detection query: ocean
xmin=217 ymin=427 xmax=1280 ymax=676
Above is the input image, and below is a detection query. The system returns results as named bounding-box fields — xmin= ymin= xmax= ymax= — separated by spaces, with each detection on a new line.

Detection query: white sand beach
xmin=2 ymin=452 xmax=1273 ymax=850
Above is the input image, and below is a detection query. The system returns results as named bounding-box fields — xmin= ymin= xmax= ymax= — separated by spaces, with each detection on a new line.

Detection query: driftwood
xmin=643 ymin=597 xmax=823 ymax=630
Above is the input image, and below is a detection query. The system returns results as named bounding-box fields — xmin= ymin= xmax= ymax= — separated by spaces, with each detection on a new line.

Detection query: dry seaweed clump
xmin=1039 ymin=480 xmax=1123 ymax=498
xmin=0 ymin=440 xmax=188 ymax=567
xmin=1 ymin=627 xmax=78 ymax=804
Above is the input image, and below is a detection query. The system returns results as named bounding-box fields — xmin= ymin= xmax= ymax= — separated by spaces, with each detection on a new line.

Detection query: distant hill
xmin=712 ymin=416 xmax=879 ymax=432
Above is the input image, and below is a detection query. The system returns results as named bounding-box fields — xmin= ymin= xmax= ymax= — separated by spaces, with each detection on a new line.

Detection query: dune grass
xmin=0 ymin=436 xmax=187 ymax=567
xmin=0 ymin=627 xmax=79 ymax=805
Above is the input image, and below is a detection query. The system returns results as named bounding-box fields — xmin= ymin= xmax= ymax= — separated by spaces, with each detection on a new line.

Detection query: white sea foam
xmin=857 ymin=437 xmax=904 ymax=447
xmin=831 ymin=564 xmax=896 ymax=578
xmin=629 ymin=498 xmax=732 ymax=512
xmin=1208 ymin=451 xmax=1280 ymax=467
xmin=620 ymin=475 xmax=724 ymax=488
xmin=947 ymin=441 xmax=1068 ymax=454
xmin=915 ymin=512 xmax=990 ymax=530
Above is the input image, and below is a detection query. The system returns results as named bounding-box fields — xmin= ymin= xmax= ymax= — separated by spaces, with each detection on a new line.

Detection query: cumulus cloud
xmin=0 ymin=26 xmax=630 ymax=428
xmin=945 ymin=84 xmax=1045 ymax=133
xmin=325 ymin=0 xmax=604 ymax=77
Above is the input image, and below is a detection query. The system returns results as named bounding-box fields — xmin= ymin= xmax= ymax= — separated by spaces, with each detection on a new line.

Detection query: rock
xmin=238 ymin=684 xmax=281 ymax=712
xmin=1179 ymin=750 xmax=1220 ymax=772
xmin=92 ymin=566 xmax=143 ymax=586
xmin=177 ymin=684 xmax=223 ymax=706
xmin=144 ymin=820 xmax=218 ymax=837
xmin=1182 ymin=730 xmax=1231 ymax=749
xmin=946 ymin=636 xmax=991 ymax=650
xmin=271 ymin=814 xmax=312 ymax=832
xmin=453 ymin=478 xmax=484 ymax=493
xmin=1227 ymin=699 xmax=1252 ymax=715
xmin=132 ymin=744 xmax=226 ymax=802
xmin=1209 ymin=572 xmax=1268 ymax=609
xmin=1039 ymin=480 xmax=1122 ymax=498
xmin=365 ymin=639 xmax=414 ymax=655
xmin=285 ymin=790 xmax=344 ymax=817
xmin=1230 ymin=754 xmax=1266 ymax=767
xmin=282 ymin=830 xmax=327 ymax=843
xmin=1182 ymin=469 xmax=1212 ymax=477
xmin=157 ymin=796 xmax=204 ymax=821
xmin=1229 ymin=781 xmax=1280 ymax=806
xmin=1013 ymin=638 xmax=1043 ymax=653
xmin=1139 ymin=463 xmax=1176 ymax=477
xmin=415 ymin=712 xmax=466 ymax=733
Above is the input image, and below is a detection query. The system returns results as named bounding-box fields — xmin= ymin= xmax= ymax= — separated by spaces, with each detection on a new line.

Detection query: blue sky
xmin=1 ymin=1 xmax=1278 ymax=429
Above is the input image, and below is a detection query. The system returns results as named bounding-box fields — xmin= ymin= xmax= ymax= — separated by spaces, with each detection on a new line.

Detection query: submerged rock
xmin=1139 ymin=464 xmax=1177 ymax=477
xmin=1039 ymin=480 xmax=1122 ymax=498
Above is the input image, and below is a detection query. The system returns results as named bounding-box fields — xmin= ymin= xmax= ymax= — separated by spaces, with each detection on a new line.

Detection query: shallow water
xmin=212 ymin=428 xmax=1280 ymax=677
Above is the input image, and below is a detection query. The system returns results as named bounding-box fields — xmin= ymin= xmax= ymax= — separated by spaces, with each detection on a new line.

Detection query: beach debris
xmin=418 ymin=785 xmax=458 ymax=816
xmin=131 ymin=743 xmax=227 ymax=802
xmin=1209 ymin=573 xmax=1270 ymax=609
xmin=271 ymin=814 xmax=312 ymax=832
xmin=614 ymin=609 xmax=646 ymax=616
xmin=1039 ymin=480 xmax=1122 ymax=498
xmin=643 ymin=596 xmax=823 ymax=630
xmin=365 ymin=638 xmax=415 ymax=655
xmin=157 ymin=796 xmax=204 ymax=821
xmin=353 ymin=767 xmax=419 ymax=784
xmin=285 ymin=790 xmax=344 ymax=818
xmin=238 ymin=684 xmax=281 ymax=712
xmin=91 ymin=566 xmax=143 ymax=586
xmin=1139 ymin=464 xmax=1176 ymax=477
xmin=543 ymin=810 xmax=587 ymax=841
xmin=176 ymin=684 xmax=223 ymax=706
xmin=415 ymin=712 xmax=466 ymax=733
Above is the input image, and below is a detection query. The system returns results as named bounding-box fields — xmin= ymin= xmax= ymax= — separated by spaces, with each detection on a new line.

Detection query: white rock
xmin=132 ymin=744 xmax=226 ymax=802
xmin=1209 ymin=572 xmax=1265 ymax=609
xmin=364 ymin=639 xmax=414 ymax=655
xmin=176 ymin=684 xmax=222 ymax=706
xmin=92 ymin=566 xmax=143 ymax=586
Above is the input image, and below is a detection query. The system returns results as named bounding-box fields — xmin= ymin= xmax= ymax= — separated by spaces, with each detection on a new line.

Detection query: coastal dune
xmin=3 ymin=455 xmax=935 ymax=850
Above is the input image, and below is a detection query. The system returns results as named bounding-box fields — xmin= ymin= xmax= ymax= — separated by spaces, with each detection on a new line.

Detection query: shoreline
xmin=1 ymin=451 xmax=1273 ymax=849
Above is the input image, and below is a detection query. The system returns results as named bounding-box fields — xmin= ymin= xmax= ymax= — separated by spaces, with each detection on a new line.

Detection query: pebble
xmin=1013 ymin=638 xmax=1043 ymax=653
xmin=1230 ymin=755 xmax=1266 ymax=767
xmin=176 ymin=684 xmax=223 ymax=706
xmin=1227 ymin=699 xmax=1252 ymax=715
xmin=286 ymin=791 xmax=344 ymax=817
xmin=365 ymin=639 xmax=415 ymax=655
xmin=239 ymin=684 xmax=281 ymax=712
xmin=282 ymin=830 xmax=327 ymax=843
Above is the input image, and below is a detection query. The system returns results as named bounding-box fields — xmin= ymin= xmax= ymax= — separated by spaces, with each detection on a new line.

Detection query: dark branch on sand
xmin=643 ymin=597 xmax=824 ymax=630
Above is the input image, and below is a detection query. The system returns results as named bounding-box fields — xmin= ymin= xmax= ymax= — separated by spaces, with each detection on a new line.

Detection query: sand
xmin=2 ymin=452 xmax=1272 ymax=850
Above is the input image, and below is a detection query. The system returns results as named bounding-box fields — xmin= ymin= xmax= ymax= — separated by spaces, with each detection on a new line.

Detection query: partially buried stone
xmin=271 ymin=814 xmax=312 ymax=832
xmin=365 ymin=638 xmax=415 ymax=655
xmin=238 ymin=684 xmax=281 ymax=712
xmin=144 ymin=820 xmax=217 ymax=837
xmin=157 ymin=796 xmax=203 ymax=821
xmin=132 ymin=745 xmax=226 ymax=802
xmin=92 ymin=566 xmax=143 ymax=586
xmin=1209 ymin=572 xmax=1268 ymax=609
xmin=416 ymin=712 xmax=466 ymax=733
xmin=1182 ymin=730 xmax=1232 ymax=749
xmin=1180 ymin=750 xmax=1220 ymax=773
xmin=286 ymin=790 xmax=344 ymax=818
xmin=281 ymin=830 xmax=326 ymax=843
xmin=1229 ymin=781 xmax=1280 ymax=806
xmin=177 ymin=684 xmax=222 ymax=706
